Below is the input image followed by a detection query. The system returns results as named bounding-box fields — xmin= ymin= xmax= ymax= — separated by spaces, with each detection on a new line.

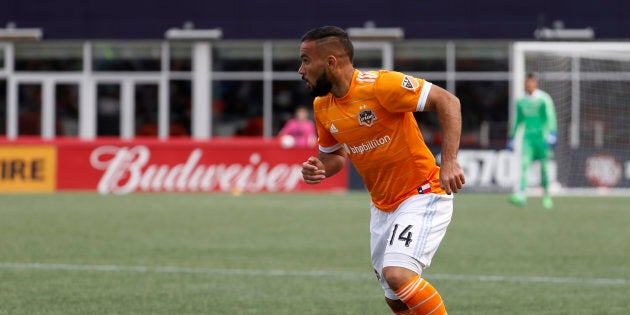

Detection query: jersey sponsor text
xmin=347 ymin=135 xmax=391 ymax=154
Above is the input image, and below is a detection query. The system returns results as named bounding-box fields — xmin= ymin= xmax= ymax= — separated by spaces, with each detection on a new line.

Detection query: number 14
xmin=389 ymin=224 xmax=413 ymax=247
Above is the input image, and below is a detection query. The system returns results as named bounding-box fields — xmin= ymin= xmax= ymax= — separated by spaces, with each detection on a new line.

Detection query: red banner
xmin=1 ymin=138 xmax=348 ymax=194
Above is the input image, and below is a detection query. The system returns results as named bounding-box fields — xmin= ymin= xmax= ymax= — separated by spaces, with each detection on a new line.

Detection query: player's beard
xmin=307 ymin=72 xmax=333 ymax=97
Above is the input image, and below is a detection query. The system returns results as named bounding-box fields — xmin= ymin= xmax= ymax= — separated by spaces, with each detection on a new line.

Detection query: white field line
xmin=0 ymin=262 xmax=628 ymax=286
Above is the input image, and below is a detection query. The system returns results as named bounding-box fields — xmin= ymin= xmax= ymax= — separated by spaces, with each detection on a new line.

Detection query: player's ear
xmin=327 ymin=55 xmax=336 ymax=68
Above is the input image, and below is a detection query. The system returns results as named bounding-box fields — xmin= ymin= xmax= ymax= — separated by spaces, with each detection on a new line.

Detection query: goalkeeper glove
xmin=546 ymin=131 xmax=557 ymax=148
xmin=506 ymin=138 xmax=514 ymax=151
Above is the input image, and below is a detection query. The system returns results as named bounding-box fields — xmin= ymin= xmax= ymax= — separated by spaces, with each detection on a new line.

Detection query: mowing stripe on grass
xmin=1 ymin=262 xmax=628 ymax=286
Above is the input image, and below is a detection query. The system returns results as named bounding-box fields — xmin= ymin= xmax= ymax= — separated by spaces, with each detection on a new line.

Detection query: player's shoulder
xmin=531 ymin=89 xmax=551 ymax=99
xmin=368 ymin=70 xmax=423 ymax=92
xmin=534 ymin=89 xmax=554 ymax=104
xmin=372 ymin=69 xmax=406 ymax=82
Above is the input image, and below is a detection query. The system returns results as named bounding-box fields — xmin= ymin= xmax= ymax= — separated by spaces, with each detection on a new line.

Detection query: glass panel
xmin=455 ymin=41 xmax=509 ymax=72
xmin=96 ymin=84 xmax=120 ymax=136
xmin=169 ymin=80 xmax=191 ymax=136
xmin=170 ymin=42 xmax=191 ymax=71
xmin=456 ymin=80 xmax=509 ymax=147
xmin=213 ymin=80 xmax=263 ymax=136
xmin=135 ymin=84 xmax=159 ymax=137
xmin=93 ymin=41 xmax=161 ymax=71
xmin=56 ymin=84 xmax=79 ymax=136
xmin=272 ymin=80 xmax=313 ymax=135
xmin=213 ymin=41 xmax=263 ymax=71
xmin=14 ymin=41 xmax=82 ymax=71
xmin=273 ymin=40 xmax=300 ymax=71
xmin=395 ymin=41 xmax=447 ymax=72
xmin=18 ymin=83 xmax=41 ymax=136
xmin=579 ymin=80 xmax=630 ymax=147
xmin=353 ymin=48 xmax=382 ymax=70
xmin=0 ymin=80 xmax=5 ymax=135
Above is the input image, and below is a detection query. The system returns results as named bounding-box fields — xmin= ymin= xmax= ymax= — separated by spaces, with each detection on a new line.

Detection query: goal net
xmin=511 ymin=42 xmax=630 ymax=194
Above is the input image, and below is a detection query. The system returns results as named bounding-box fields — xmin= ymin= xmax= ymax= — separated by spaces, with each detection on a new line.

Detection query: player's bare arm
xmin=424 ymin=84 xmax=466 ymax=194
xmin=301 ymin=148 xmax=346 ymax=184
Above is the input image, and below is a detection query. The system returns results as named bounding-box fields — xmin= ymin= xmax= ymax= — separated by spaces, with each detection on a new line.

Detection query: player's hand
xmin=301 ymin=156 xmax=326 ymax=184
xmin=546 ymin=131 xmax=557 ymax=149
xmin=439 ymin=159 xmax=465 ymax=195
xmin=506 ymin=138 xmax=514 ymax=151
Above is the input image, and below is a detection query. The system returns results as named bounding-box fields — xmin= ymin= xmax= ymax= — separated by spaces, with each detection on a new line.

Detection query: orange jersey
xmin=314 ymin=69 xmax=444 ymax=212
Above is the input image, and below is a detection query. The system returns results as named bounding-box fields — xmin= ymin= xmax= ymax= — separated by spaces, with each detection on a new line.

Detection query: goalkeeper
xmin=507 ymin=74 xmax=557 ymax=209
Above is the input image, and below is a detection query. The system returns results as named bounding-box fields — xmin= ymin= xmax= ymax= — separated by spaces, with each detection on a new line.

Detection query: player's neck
xmin=330 ymin=67 xmax=355 ymax=98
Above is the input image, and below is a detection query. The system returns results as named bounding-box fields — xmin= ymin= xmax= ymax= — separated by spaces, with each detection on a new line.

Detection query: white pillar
xmin=191 ymin=41 xmax=210 ymax=139
xmin=79 ymin=41 xmax=96 ymax=139
xmin=41 ymin=79 xmax=55 ymax=139
xmin=120 ymin=79 xmax=134 ymax=139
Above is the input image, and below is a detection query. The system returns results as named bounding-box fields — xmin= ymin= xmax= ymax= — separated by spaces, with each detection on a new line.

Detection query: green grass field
xmin=1 ymin=192 xmax=629 ymax=314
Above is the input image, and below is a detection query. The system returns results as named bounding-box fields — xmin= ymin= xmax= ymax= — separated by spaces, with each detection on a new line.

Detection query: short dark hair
xmin=301 ymin=26 xmax=354 ymax=62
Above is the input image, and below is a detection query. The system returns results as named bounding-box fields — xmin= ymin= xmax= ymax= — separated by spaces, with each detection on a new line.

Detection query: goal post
xmin=511 ymin=42 xmax=630 ymax=193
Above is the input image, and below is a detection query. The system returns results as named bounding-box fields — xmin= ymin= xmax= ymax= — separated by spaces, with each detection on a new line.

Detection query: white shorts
xmin=370 ymin=193 xmax=453 ymax=299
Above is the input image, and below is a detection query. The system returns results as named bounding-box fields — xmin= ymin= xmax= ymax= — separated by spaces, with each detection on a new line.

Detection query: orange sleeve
xmin=313 ymin=97 xmax=342 ymax=153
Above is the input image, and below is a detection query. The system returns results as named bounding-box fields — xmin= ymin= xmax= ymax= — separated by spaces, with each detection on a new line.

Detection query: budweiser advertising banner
xmin=0 ymin=138 xmax=347 ymax=194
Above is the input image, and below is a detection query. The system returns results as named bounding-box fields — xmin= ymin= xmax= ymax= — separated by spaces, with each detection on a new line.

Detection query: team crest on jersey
xmin=401 ymin=75 xmax=419 ymax=92
xmin=358 ymin=109 xmax=377 ymax=127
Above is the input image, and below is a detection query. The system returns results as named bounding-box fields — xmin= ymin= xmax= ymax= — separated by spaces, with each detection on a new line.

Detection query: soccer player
xmin=299 ymin=26 xmax=465 ymax=315
xmin=507 ymin=74 xmax=558 ymax=209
